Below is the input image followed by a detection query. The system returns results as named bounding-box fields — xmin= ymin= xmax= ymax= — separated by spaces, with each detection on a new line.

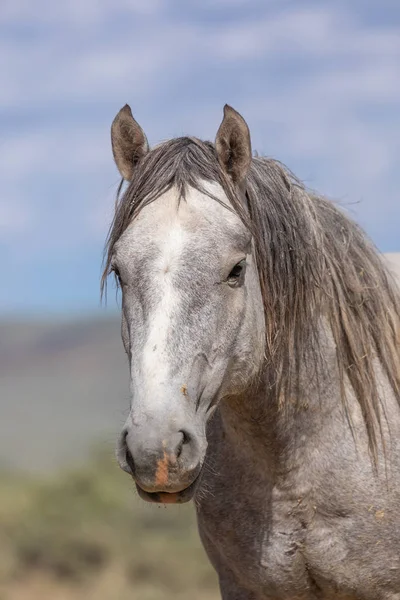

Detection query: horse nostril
xmin=125 ymin=448 xmax=135 ymax=474
xmin=176 ymin=430 xmax=190 ymax=459
xmin=176 ymin=437 xmax=184 ymax=459
xmin=117 ymin=428 xmax=135 ymax=475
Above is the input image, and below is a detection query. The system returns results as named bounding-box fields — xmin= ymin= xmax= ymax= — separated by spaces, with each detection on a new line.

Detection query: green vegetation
xmin=0 ymin=446 xmax=218 ymax=600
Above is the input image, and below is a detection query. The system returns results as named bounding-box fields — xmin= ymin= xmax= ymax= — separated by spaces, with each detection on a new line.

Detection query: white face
xmin=109 ymin=103 xmax=259 ymax=503
xmin=113 ymin=182 xmax=265 ymax=502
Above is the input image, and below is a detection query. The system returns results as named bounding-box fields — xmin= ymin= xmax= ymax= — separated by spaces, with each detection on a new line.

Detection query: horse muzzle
xmin=117 ymin=423 xmax=205 ymax=504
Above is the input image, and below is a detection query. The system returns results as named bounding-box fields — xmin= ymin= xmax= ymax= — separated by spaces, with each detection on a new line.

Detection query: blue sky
xmin=0 ymin=0 xmax=399 ymax=316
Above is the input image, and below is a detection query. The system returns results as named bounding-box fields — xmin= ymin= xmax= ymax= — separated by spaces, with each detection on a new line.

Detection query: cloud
xmin=1 ymin=127 xmax=110 ymax=178
xmin=0 ymin=0 xmax=162 ymax=25
xmin=4 ymin=2 xmax=398 ymax=113
xmin=0 ymin=203 xmax=32 ymax=238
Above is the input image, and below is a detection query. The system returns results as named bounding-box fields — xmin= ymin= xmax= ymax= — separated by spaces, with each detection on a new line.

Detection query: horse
xmin=102 ymin=104 xmax=400 ymax=599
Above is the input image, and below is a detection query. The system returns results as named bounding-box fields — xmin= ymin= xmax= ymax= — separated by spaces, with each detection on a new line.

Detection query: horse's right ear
xmin=111 ymin=104 xmax=149 ymax=181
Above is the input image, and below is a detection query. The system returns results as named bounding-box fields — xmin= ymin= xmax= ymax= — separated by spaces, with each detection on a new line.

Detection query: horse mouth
xmin=134 ymin=470 xmax=202 ymax=504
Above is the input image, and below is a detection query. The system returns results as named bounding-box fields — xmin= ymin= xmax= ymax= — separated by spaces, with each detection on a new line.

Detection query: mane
xmin=103 ymin=137 xmax=400 ymax=462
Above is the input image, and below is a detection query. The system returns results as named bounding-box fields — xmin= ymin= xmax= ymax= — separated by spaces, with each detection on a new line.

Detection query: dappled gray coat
xmin=104 ymin=103 xmax=400 ymax=600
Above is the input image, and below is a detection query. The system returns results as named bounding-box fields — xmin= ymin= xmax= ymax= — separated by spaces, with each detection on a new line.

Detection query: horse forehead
xmin=117 ymin=182 xmax=244 ymax=257
xmin=143 ymin=182 xmax=240 ymax=230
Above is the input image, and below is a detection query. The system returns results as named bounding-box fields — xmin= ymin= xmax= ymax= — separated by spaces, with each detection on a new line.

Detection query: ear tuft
xmin=111 ymin=104 xmax=149 ymax=181
xmin=215 ymin=105 xmax=252 ymax=184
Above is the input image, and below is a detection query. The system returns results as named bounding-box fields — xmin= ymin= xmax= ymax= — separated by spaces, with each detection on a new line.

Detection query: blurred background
xmin=0 ymin=1 xmax=399 ymax=598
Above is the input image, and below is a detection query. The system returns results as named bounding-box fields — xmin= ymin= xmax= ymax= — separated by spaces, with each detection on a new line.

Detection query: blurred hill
xmin=0 ymin=315 xmax=128 ymax=472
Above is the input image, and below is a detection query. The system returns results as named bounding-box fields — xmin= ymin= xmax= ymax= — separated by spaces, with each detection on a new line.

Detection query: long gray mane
xmin=103 ymin=137 xmax=400 ymax=462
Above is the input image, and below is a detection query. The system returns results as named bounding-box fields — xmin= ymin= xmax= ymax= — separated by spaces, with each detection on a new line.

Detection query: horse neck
xmin=218 ymin=331 xmax=343 ymax=474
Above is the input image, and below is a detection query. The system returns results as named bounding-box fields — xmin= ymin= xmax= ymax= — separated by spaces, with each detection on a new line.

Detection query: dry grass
xmin=0 ymin=446 xmax=219 ymax=600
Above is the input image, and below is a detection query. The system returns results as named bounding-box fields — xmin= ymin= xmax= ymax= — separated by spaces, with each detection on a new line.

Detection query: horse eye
xmin=227 ymin=260 xmax=245 ymax=284
xmin=113 ymin=268 xmax=122 ymax=284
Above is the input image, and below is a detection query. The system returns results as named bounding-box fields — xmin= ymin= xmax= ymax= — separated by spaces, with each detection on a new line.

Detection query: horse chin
xmin=135 ymin=471 xmax=202 ymax=504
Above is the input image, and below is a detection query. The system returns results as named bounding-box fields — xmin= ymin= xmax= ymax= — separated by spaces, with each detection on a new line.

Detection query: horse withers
xmin=103 ymin=104 xmax=400 ymax=599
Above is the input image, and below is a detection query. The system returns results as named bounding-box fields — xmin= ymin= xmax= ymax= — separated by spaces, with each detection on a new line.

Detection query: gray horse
xmin=103 ymin=104 xmax=400 ymax=599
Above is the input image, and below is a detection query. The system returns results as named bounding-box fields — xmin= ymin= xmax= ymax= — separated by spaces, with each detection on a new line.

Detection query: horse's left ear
xmin=215 ymin=104 xmax=252 ymax=185
xmin=111 ymin=104 xmax=149 ymax=181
